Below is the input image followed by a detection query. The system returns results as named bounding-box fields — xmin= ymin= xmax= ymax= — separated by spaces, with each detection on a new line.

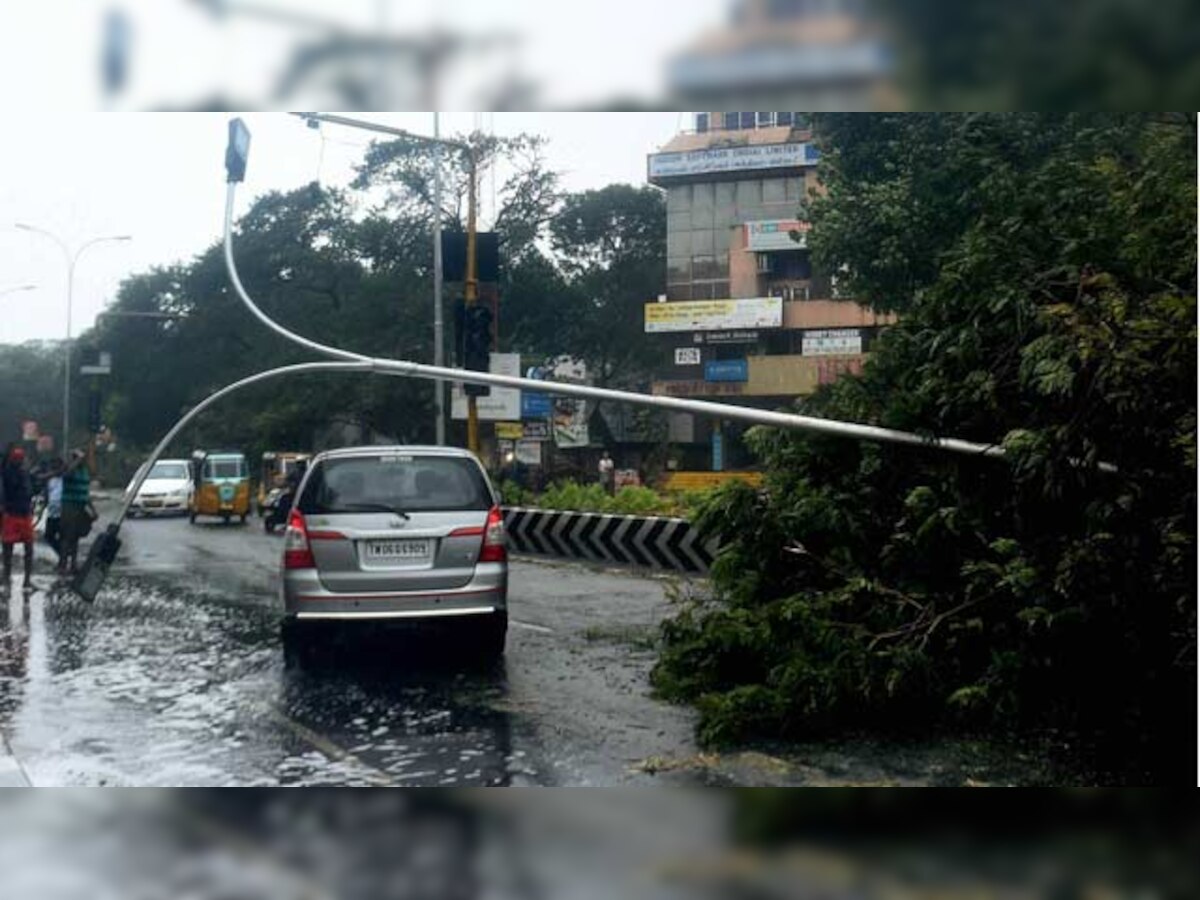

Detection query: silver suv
xmin=280 ymin=446 xmax=507 ymax=660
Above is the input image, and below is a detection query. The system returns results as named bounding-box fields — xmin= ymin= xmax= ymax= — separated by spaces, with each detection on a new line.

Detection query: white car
xmin=126 ymin=459 xmax=194 ymax=517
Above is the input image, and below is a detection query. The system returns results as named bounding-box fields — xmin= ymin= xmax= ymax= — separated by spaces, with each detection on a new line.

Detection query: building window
xmin=756 ymin=253 xmax=773 ymax=274
xmin=695 ymin=113 xmax=709 ymax=133
xmin=757 ymin=112 xmax=775 ymax=128
xmin=667 ymin=257 xmax=692 ymax=284
xmin=666 ymin=283 xmax=691 ymax=301
xmin=776 ymin=112 xmax=794 ymax=127
xmin=692 ymin=255 xmax=725 ymax=279
xmin=723 ymin=112 xmax=740 ymax=130
xmin=740 ymin=111 xmax=756 ymax=130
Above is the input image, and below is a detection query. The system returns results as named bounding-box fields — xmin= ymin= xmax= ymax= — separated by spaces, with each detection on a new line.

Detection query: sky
xmin=0 ymin=111 xmax=688 ymax=345
xmin=0 ymin=0 xmax=730 ymax=109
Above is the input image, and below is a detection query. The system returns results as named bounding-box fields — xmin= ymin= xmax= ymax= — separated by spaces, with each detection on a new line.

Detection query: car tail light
xmin=283 ymin=507 xmax=316 ymax=569
xmin=479 ymin=505 xmax=507 ymax=563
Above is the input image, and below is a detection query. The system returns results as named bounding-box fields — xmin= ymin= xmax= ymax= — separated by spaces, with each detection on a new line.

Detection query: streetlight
xmin=13 ymin=225 xmax=131 ymax=452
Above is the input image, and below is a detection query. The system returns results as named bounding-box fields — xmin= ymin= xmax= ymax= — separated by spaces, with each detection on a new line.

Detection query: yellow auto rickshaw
xmin=189 ymin=450 xmax=251 ymax=524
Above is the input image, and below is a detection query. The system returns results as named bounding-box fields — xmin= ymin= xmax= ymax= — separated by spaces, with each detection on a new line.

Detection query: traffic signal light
xmin=462 ymin=305 xmax=492 ymax=398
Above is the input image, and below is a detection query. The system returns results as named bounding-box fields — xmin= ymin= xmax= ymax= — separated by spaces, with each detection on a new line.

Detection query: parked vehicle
xmin=125 ymin=459 xmax=194 ymax=517
xmin=189 ymin=451 xmax=251 ymax=524
xmin=280 ymin=446 xmax=507 ymax=661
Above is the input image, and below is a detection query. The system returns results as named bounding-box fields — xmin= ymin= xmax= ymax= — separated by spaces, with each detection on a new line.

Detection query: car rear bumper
xmin=131 ymin=498 xmax=189 ymax=514
xmin=282 ymin=563 xmax=507 ymax=621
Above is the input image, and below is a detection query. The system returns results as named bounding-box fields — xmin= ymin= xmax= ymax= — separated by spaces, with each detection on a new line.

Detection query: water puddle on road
xmin=0 ymin=574 xmax=545 ymax=786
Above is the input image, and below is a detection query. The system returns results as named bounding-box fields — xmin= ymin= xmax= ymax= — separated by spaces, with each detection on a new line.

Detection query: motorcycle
xmin=262 ymin=486 xmax=294 ymax=533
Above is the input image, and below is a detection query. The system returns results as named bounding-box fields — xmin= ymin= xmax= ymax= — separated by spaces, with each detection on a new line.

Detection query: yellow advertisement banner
xmin=644 ymin=297 xmax=783 ymax=333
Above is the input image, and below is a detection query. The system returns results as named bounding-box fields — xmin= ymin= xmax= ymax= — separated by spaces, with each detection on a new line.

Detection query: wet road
xmin=0 ymin=502 xmax=701 ymax=786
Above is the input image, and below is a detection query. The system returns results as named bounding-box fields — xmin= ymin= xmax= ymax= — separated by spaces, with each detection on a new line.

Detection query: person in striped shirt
xmin=59 ymin=448 xmax=95 ymax=575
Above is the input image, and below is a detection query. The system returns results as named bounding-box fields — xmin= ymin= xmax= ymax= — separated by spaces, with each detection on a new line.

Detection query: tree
xmin=653 ymin=114 xmax=1196 ymax=782
xmin=549 ymin=184 xmax=665 ymax=387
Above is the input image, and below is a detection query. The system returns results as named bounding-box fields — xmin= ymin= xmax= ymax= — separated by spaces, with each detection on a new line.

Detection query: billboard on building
xmin=648 ymin=142 xmax=818 ymax=179
xmin=645 ymin=298 xmax=782 ymax=334
xmin=451 ymin=352 xmax=520 ymax=421
xmin=802 ymin=328 xmax=863 ymax=356
xmin=745 ymin=219 xmax=810 ymax=251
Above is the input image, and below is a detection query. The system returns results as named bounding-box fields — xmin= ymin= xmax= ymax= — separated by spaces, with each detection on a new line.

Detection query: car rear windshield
xmin=150 ymin=462 xmax=188 ymax=480
xmin=297 ymin=455 xmax=493 ymax=514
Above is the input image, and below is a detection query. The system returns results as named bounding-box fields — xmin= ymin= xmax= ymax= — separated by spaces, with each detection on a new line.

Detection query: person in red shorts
xmin=1 ymin=445 xmax=36 ymax=590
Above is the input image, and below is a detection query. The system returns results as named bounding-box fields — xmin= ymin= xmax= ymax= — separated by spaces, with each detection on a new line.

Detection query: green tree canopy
xmin=654 ymin=113 xmax=1196 ymax=783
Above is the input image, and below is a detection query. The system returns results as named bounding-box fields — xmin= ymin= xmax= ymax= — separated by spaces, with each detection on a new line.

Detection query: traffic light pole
xmin=465 ymin=144 xmax=480 ymax=456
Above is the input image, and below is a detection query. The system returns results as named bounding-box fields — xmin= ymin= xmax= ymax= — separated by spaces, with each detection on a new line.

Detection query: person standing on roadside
xmin=1 ymin=446 xmax=36 ymax=590
xmin=42 ymin=457 xmax=65 ymax=566
xmin=60 ymin=448 xmax=95 ymax=575
xmin=597 ymin=450 xmax=615 ymax=496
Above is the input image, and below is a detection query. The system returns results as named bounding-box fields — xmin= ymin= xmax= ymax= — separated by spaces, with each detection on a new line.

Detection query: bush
xmin=500 ymin=478 xmax=712 ymax=517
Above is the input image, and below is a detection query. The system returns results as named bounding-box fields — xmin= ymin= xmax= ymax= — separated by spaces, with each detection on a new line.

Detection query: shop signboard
xmin=452 ymin=352 xmax=520 ymax=421
xmin=704 ymin=359 xmax=749 ymax=382
xmin=691 ymin=329 xmax=759 ymax=345
xmin=645 ymin=297 xmax=782 ymax=334
xmin=649 ymin=142 xmax=819 ymax=179
xmin=553 ymin=396 xmax=589 ymax=448
xmin=514 ymin=440 xmax=542 ymax=466
xmin=495 ymin=422 xmax=524 ymax=440
xmin=744 ymin=219 xmax=809 ymax=251
xmin=802 ymin=328 xmax=862 ymax=356
xmin=522 ymin=421 xmax=550 ymax=441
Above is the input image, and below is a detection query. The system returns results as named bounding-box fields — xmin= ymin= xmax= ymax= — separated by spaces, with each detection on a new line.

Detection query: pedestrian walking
xmin=1 ymin=446 xmax=36 ymax=590
xmin=59 ymin=448 xmax=95 ymax=575
xmin=597 ymin=450 xmax=615 ymax=496
xmin=42 ymin=457 xmax=65 ymax=565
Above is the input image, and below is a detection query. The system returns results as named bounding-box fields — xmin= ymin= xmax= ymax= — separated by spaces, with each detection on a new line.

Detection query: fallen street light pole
xmin=224 ymin=123 xmax=1119 ymax=470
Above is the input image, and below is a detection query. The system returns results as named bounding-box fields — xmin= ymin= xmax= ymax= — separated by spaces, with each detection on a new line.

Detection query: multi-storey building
xmin=645 ymin=111 xmax=894 ymax=472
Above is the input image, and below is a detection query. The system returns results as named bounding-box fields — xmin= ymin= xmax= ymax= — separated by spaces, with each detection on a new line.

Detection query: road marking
xmin=265 ymin=705 xmax=394 ymax=787
xmin=510 ymin=619 xmax=553 ymax=634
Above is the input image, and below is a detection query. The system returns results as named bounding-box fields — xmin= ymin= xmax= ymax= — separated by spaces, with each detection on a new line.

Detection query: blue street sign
xmin=522 ymin=392 xmax=552 ymax=419
xmin=704 ymin=359 xmax=748 ymax=382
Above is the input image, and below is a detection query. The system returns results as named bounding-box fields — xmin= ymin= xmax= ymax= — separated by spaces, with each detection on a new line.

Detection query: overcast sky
xmin=0 ymin=112 xmax=687 ymax=345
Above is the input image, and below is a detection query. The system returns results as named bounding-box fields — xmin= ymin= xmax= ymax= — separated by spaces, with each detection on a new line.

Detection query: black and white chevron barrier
xmin=500 ymin=507 xmax=718 ymax=575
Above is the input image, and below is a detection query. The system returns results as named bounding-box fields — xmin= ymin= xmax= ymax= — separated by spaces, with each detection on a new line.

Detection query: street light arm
xmin=293 ymin=112 xmax=472 ymax=155
xmin=14 ymin=222 xmax=71 ymax=265
xmin=74 ymin=234 xmax=132 ymax=265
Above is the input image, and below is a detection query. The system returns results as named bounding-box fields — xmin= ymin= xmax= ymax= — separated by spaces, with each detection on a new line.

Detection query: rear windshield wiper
xmin=327 ymin=502 xmax=411 ymax=519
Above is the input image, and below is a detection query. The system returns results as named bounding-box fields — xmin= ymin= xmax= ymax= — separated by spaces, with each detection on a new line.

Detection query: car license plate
xmin=365 ymin=539 xmax=431 ymax=562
